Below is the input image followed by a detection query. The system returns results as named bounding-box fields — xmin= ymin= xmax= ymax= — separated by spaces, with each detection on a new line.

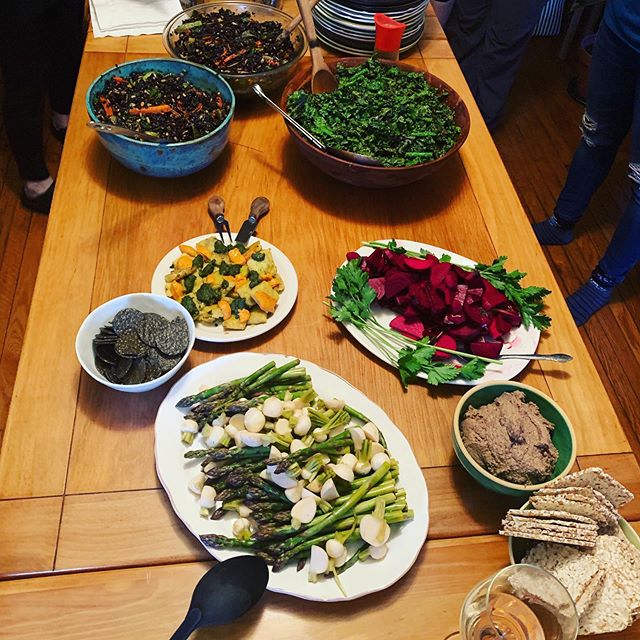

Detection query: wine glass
xmin=459 ymin=564 xmax=578 ymax=640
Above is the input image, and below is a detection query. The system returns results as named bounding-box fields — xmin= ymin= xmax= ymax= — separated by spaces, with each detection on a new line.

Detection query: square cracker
xmin=544 ymin=467 xmax=634 ymax=508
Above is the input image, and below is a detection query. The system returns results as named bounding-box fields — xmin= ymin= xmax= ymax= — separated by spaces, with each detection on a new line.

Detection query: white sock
xmin=24 ymin=176 xmax=54 ymax=198
xmin=52 ymin=111 xmax=69 ymax=131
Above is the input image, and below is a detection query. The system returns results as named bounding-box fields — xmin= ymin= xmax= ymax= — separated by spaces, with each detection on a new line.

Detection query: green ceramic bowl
xmin=452 ymin=381 xmax=577 ymax=497
xmin=508 ymin=502 xmax=640 ymax=563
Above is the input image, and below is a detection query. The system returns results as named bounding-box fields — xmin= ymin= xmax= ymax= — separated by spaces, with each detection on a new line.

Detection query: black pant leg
xmin=473 ymin=0 xmax=548 ymax=129
xmin=444 ymin=0 xmax=491 ymax=66
xmin=0 ymin=13 xmax=50 ymax=180
xmin=46 ymin=0 xmax=85 ymax=114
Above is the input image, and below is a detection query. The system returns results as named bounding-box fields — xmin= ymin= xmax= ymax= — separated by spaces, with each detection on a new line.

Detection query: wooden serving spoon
xmin=281 ymin=0 xmax=320 ymax=40
xmin=295 ymin=0 xmax=337 ymax=94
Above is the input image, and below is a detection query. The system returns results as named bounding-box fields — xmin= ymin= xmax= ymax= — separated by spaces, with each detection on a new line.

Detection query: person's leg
xmin=470 ymin=0 xmax=547 ymax=129
xmin=0 ymin=14 xmax=49 ymax=182
xmin=534 ymin=23 xmax=637 ymax=245
xmin=45 ymin=0 xmax=85 ymax=139
xmin=444 ymin=0 xmax=490 ymax=92
xmin=567 ymin=97 xmax=640 ymax=325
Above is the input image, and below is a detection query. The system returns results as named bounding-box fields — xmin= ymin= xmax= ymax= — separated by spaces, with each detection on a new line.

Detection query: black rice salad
xmin=172 ymin=8 xmax=297 ymax=74
xmin=94 ymin=70 xmax=230 ymax=142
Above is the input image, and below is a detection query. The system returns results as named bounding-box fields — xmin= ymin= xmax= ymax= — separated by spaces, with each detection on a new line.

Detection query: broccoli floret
xmin=183 ymin=274 xmax=196 ymax=293
xmin=180 ymin=296 xmax=198 ymax=319
xmin=214 ymin=239 xmax=228 ymax=254
xmin=199 ymin=261 xmax=216 ymax=277
xmin=230 ymin=297 xmax=246 ymax=317
xmin=220 ymin=280 xmax=229 ymax=290
xmin=219 ymin=262 xmax=241 ymax=276
xmin=248 ymin=270 xmax=261 ymax=288
xmin=252 ymin=251 xmax=265 ymax=262
xmin=196 ymin=283 xmax=221 ymax=305
xmin=192 ymin=254 xmax=204 ymax=269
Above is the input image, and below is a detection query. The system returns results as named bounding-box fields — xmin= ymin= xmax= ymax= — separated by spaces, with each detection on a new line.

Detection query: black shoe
xmin=20 ymin=181 xmax=55 ymax=214
xmin=50 ymin=123 xmax=67 ymax=143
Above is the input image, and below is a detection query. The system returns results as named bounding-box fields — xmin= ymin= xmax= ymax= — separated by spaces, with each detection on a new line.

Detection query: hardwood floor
xmin=0 ymin=36 xmax=639 ymax=458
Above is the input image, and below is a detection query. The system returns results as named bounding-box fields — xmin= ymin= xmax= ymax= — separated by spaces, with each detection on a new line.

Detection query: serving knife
xmin=235 ymin=196 xmax=270 ymax=244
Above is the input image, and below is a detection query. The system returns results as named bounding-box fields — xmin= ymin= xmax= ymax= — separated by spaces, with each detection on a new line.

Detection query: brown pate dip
xmin=461 ymin=390 xmax=559 ymax=485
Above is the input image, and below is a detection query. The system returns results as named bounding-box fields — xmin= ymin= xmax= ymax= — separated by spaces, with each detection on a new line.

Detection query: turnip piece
xmin=270 ymin=470 xmax=298 ymax=489
xmin=274 ymin=418 xmax=292 ymax=435
xmin=348 ymin=427 xmax=365 ymax=451
xmin=323 ymin=397 xmax=345 ymax=410
xmin=290 ymin=439 xmax=306 ymax=453
xmin=371 ymin=452 xmax=390 ymax=471
xmin=291 ymin=497 xmax=317 ymax=524
xmin=294 ymin=413 xmax=312 ymax=436
xmin=239 ymin=430 xmax=264 ymax=447
xmin=188 ymin=471 xmax=207 ymax=495
xmin=244 ymin=407 xmax=266 ymax=433
xmin=326 ymin=539 xmax=345 ymax=559
xmin=340 ymin=453 xmax=357 ymax=470
xmin=262 ymin=396 xmax=283 ymax=419
xmin=333 ymin=463 xmax=355 ymax=483
xmin=285 ymin=482 xmax=303 ymax=503
xmin=320 ymin=478 xmax=339 ymax=501
xmin=308 ymin=545 xmax=329 ymax=581
xmin=362 ymin=422 xmax=380 ymax=443
xmin=369 ymin=544 xmax=388 ymax=560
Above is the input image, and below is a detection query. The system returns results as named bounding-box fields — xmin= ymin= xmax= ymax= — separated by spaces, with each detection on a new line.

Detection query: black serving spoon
xmin=169 ymin=556 xmax=269 ymax=640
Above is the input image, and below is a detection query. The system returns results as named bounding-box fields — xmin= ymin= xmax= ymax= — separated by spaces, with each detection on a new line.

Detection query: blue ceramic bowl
xmin=86 ymin=58 xmax=235 ymax=177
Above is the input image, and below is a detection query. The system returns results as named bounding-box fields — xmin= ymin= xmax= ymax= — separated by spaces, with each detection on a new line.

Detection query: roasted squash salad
xmin=164 ymin=236 xmax=283 ymax=330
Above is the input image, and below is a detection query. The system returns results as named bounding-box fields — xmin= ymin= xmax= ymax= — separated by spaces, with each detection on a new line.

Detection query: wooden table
xmin=1 ymin=6 xmax=638 ymax=638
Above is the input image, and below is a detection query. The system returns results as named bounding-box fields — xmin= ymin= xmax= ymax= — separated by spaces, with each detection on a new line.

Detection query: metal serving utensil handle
xmin=500 ymin=353 xmax=573 ymax=363
xmin=252 ymin=84 xmax=326 ymax=151
xmin=86 ymin=121 xmax=164 ymax=142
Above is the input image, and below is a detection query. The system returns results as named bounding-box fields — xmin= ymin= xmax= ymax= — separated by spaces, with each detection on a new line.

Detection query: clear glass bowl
xmin=163 ymin=1 xmax=307 ymax=96
xmin=460 ymin=564 xmax=578 ymax=640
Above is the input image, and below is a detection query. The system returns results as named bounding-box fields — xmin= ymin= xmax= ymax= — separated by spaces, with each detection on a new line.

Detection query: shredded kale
xmin=287 ymin=58 xmax=460 ymax=167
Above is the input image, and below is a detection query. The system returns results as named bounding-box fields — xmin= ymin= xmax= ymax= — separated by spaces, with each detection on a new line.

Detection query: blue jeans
xmin=555 ymin=22 xmax=640 ymax=285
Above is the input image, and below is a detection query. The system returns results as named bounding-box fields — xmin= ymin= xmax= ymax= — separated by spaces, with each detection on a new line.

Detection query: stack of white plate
xmin=313 ymin=0 xmax=429 ymax=56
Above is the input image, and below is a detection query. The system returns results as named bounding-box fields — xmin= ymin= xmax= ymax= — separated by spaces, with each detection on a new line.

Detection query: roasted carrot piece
xmin=99 ymin=96 xmax=113 ymax=117
xmin=128 ymin=104 xmax=172 ymax=115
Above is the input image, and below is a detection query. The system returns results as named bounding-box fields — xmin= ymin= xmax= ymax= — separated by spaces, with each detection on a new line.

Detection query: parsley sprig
xmin=328 ymin=259 xmax=499 ymax=388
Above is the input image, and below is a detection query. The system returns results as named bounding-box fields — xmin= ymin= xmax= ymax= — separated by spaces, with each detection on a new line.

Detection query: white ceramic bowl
xmin=75 ymin=293 xmax=195 ymax=393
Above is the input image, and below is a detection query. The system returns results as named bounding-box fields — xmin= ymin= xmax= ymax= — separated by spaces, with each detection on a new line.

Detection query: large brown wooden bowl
xmin=280 ymin=57 xmax=471 ymax=189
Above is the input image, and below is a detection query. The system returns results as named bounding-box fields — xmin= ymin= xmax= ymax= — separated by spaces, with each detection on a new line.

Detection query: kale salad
xmin=287 ymin=58 xmax=461 ymax=167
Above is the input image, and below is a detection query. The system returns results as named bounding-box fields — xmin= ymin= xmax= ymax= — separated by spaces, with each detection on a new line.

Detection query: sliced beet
xmin=481 ymin=281 xmax=508 ymax=310
xmin=463 ymin=301 xmax=489 ymax=326
xmin=443 ymin=313 xmax=466 ymax=325
xmin=447 ymin=324 xmax=482 ymax=340
xmin=389 ymin=315 xmax=425 ymax=340
xmin=430 ymin=262 xmax=451 ymax=287
xmin=385 ymin=270 xmax=415 ymax=299
xmin=470 ymin=340 xmax=503 ymax=359
xmin=368 ymin=277 xmax=386 ymax=300
xmin=404 ymin=255 xmax=437 ymax=271
xmin=444 ymin=270 xmax=458 ymax=289
xmin=435 ymin=334 xmax=457 ymax=359
xmin=451 ymin=284 xmax=468 ymax=314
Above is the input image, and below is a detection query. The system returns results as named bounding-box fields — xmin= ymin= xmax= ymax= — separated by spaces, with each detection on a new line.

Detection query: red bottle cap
xmin=374 ymin=13 xmax=407 ymax=53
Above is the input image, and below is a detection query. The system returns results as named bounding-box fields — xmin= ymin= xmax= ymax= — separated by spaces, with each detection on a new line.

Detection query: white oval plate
xmin=151 ymin=234 xmax=298 ymax=343
xmin=155 ymin=352 xmax=429 ymax=602
xmin=338 ymin=240 xmax=541 ymax=386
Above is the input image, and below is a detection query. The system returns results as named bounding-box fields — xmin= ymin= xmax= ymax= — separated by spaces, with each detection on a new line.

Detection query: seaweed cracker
xmin=92 ymin=307 xmax=189 ymax=384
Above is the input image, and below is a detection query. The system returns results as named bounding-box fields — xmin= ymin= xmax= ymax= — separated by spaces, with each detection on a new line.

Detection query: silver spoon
xmin=86 ymin=121 xmax=167 ymax=142
xmin=252 ymin=84 xmax=383 ymax=167
xmin=500 ymin=353 xmax=573 ymax=363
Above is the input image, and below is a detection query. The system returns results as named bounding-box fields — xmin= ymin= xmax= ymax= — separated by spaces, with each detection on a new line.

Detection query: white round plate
xmin=337 ymin=240 xmax=541 ymax=386
xmin=151 ymin=233 xmax=298 ymax=343
xmin=155 ymin=352 xmax=429 ymax=602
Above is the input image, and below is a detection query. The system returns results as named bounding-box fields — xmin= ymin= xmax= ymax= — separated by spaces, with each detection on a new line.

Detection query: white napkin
xmin=90 ymin=0 xmax=183 ymax=38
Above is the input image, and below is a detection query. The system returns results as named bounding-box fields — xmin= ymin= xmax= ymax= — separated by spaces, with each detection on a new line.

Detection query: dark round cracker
xmin=95 ymin=358 xmax=120 ymax=383
xmin=137 ymin=312 xmax=169 ymax=347
xmin=111 ymin=308 xmax=145 ymax=336
xmin=95 ymin=343 xmax=118 ymax=365
xmin=156 ymin=317 xmax=190 ymax=356
xmin=115 ymin=356 xmax=133 ymax=380
xmin=115 ymin=329 xmax=149 ymax=358
xmin=123 ymin=358 xmax=147 ymax=385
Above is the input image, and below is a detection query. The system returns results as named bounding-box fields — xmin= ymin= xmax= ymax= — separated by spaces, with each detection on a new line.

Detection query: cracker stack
xmin=502 ymin=467 xmax=639 ymax=635
xmin=500 ymin=509 xmax=599 ymax=547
